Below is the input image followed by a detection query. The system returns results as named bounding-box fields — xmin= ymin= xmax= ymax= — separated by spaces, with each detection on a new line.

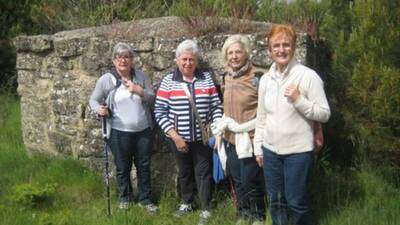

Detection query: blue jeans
xmin=226 ymin=141 xmax=266 ymax=221
xmin=109 ymin=128 xmax=153 ymax=204
xmin=262 ymin=147 xmax=314 ymax=225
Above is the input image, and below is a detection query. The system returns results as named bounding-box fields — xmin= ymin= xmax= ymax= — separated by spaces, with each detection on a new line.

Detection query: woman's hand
xmin=314 ymin=122 xmax=324 ymax=155
xmin=168 ymin=129 xmax=188 ymax=153
xmin=125 ymin=80 xmax=144 ymax=97
xmin=98 ymin=104 xmax=109 ymax=117
xmin=172 ymin=135 xmax=189 ymax=153
xmin=284 ymin=84 xmax=300 ymax=102
xmin=255 ymin=155 xmax=263 ymax=167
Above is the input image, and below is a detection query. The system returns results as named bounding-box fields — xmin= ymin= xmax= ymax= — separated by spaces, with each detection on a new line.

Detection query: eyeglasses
xmin=271 ymin=43 xmax=292 ymax=52
xmin=115 ymin=54 xmax=132 ymax=61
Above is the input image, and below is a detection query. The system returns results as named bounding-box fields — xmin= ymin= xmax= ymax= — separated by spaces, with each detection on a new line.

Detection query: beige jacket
xmin=223 ymin=65 xmax=264 ymax=145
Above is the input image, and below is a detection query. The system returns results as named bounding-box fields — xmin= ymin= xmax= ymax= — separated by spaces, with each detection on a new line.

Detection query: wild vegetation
xmin=1 ymin=0 xmax=399 ymax=224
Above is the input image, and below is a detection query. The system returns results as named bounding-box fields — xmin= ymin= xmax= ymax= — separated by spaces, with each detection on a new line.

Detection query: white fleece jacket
xmin=254 ymin=59 xmax=331 ymax=156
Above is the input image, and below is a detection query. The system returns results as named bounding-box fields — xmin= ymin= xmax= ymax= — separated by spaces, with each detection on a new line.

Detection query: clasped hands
xmin=123 ymin=80 xmax=144 ymax=97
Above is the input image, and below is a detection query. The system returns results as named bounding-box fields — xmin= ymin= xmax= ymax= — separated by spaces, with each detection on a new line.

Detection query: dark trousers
xmin=168 ymin=139 xmax=213 ymax=210
xmin=262 ymin=146 xmax=314 ymax=225
xmin=225 ymin=141 xmax=266 ymax=221
xmin=109 ymin=128 xmax=153 ymax=204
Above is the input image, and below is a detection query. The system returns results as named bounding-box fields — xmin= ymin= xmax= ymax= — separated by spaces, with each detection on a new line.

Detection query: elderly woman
xmin=89 ymin=42 xmax=158 ymax=213
xmin=154 ymin=39 xmax=222 ymax=225
xmin=212 ymin=35 xmax=266 ymax=225
xmin=254 ymin=25 xmax=331 ymax=225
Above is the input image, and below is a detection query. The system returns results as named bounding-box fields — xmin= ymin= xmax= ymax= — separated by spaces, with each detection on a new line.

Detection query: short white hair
xmin=221 ymin=35 xmax=251 ymax=65
xmin=112 ymin=42 xmax=134 ymax=60
xmin=175 ymin=39 xmax=201 ymax=58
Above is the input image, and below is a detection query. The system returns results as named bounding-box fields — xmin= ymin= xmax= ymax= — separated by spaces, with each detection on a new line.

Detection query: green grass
xmin=0 ymin=93 xmax=399 ymax=225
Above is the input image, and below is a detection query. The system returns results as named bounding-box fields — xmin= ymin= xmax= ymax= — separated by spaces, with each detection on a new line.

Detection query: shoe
xmin=118 ymin=201 xmax=129 ymax=210
xmin=173 ymin=203 xmax=193 ymax=217
xmin=251 ymin=220 xmax=264 ymax=225
xmin=198 ymin=210 xmax=211 ymax=225
xmin=139 ymin=202 xmax=159 ymax=214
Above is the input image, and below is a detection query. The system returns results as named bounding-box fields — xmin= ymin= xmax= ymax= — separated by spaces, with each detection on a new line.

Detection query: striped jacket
xmin=154 ymin=69 xmax=223 ymax=142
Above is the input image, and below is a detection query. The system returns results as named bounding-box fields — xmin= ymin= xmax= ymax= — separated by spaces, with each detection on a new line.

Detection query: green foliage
xmin=324 ymin=0 xmax=400 ymax=160
xmin=10 ymin=183 xmax=56 ymax=208
xmin=256 ymin=0 xmax=330 ymax=38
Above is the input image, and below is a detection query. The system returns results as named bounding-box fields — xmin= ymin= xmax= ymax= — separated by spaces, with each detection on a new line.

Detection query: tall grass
xmin=0 ymin=93 xmax=399 ymax=225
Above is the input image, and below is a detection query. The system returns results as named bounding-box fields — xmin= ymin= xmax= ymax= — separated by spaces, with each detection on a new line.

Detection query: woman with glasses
xmin=254 ymin=25 xmax=331 ymax=225
xmin=89 ymin=42 xmax=158 ymax=213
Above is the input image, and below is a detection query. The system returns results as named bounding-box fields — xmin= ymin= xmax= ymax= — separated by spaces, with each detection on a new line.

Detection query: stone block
xmin=79 ymin=53 xmax=111 ymax=75
xmin=42 ymin=55 xmax=73 ymax=71
xmin=197 ymin=34 xmax=229 ymax=50
xmin=16 ymin=53 xmax=42 ymax=70
xmin=48 ymin=131 xmax=73 ymax=155
xmin=132 ymin=38 xmax=154 ymax=52
xmin=148 ymin=52 xmax=174 ymax=70
xmin=88 ymin=37 xmax=110 ymax=54
xmin=13 ymin=35 xmax=53 ymax=53
xmin=154 ymin=37 xmax=184 ymax=53
xmin=17 ymin=70 xmax=36 ymax=86
xmin=54 ymin=37 xmax=89 ymax=57
xmin=251 ymin=51 xmax=273 ymax=68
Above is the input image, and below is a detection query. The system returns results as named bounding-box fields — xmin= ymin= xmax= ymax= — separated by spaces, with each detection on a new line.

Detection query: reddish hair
xmin=266 ymin=24 xmax=297 ymax=49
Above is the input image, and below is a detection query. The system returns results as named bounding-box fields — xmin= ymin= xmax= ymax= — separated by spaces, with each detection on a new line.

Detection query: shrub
xmin=330 ymin=0 xmax=400 ymax=161
xmin=10 ymin=183 xmax=57 ymax=208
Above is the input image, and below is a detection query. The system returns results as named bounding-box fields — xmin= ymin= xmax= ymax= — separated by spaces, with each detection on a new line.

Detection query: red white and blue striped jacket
xmin=154 ymin=69 xmax=223 ymax=142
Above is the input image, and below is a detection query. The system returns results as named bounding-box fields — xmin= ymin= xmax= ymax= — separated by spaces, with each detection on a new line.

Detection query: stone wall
xmin=13 ymin=16 xmax=307 ymax=193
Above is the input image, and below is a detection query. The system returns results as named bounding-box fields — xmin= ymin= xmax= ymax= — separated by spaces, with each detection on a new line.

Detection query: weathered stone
xmin=17 ymin=70 xmax=36 ymax=86
xmin=148 ymin=52 xmax=174 ymax=70
xmin=54 ymin=37 xmax=89 ymax=57
xmin=42 ymin=55 xmax=73 ymax=71
xmin=254 ymin=33 xmax=268 ymax=48
xmin=133 ymin=38 xmax=154 ymax=52
xmin=48 ymin=131 xmax=73 ymax=155
xmin=251 ymin=50 xmax=273 ymax=68
xmin=79 ymin=53 xmax=111 ymax=75
xmin=88 ymin=37 xmax=111 ymax=54
xmin=31 ymin=35 xmax=53 ymax=52
xmin=202 ymin=49 xmax=224 ymax=71
xmin=13 ymin=35 xmax=53 ymax=53
xmin=154 ymin=37 xmax=184 ymax=53
xmin=16 ymin=53 xmax=42 ymax=70
xmin=13 ymin=36 xmax=31 ymax=52
xmin=197 ymin=35 xmax=229 ymax=50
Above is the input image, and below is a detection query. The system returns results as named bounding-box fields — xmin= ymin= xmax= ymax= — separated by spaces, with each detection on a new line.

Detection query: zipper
xmin=189 ymin=82 xmax=197 ymax=142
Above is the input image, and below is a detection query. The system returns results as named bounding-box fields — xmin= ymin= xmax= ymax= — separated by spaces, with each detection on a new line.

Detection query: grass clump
xmin=10 ymin=183 xmax=57 ymax=208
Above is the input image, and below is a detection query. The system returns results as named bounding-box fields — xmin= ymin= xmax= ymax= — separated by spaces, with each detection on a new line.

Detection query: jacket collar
xmin=172 ymin=68 xmax=206 ymax=82
xmin=226 ymin=60 xmax=252 ymax=79
xmin=269 ymin=58 xmax=298 ymax=79
xmin=110 ymin=67 xmax=136 ymax=81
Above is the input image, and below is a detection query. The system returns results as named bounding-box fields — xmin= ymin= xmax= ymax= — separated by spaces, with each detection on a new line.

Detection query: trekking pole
xmin=102 ymin=114 xmax=112 ymax=217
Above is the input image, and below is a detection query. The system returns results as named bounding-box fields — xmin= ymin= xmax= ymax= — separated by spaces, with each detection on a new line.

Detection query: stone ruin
xmin=13 ymin=16 xmax=307 ymax=193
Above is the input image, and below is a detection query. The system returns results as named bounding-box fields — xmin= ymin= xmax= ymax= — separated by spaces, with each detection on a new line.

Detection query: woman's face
xmin=268 ymin=33 xmax=295 ymax=69
xmin=227 ymin=42 xmax=248 ymax=71
xmin=176 ymin=51 xmax=197 ymax=77
xmin=113 ymin=51 xmax=133 ymax=74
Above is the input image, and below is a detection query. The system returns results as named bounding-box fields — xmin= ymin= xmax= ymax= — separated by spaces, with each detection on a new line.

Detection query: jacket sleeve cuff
xmin=253 ymin=143 xmax=263 ymax=156
xmin=293 ymin=95 xmax=311 ymax=114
